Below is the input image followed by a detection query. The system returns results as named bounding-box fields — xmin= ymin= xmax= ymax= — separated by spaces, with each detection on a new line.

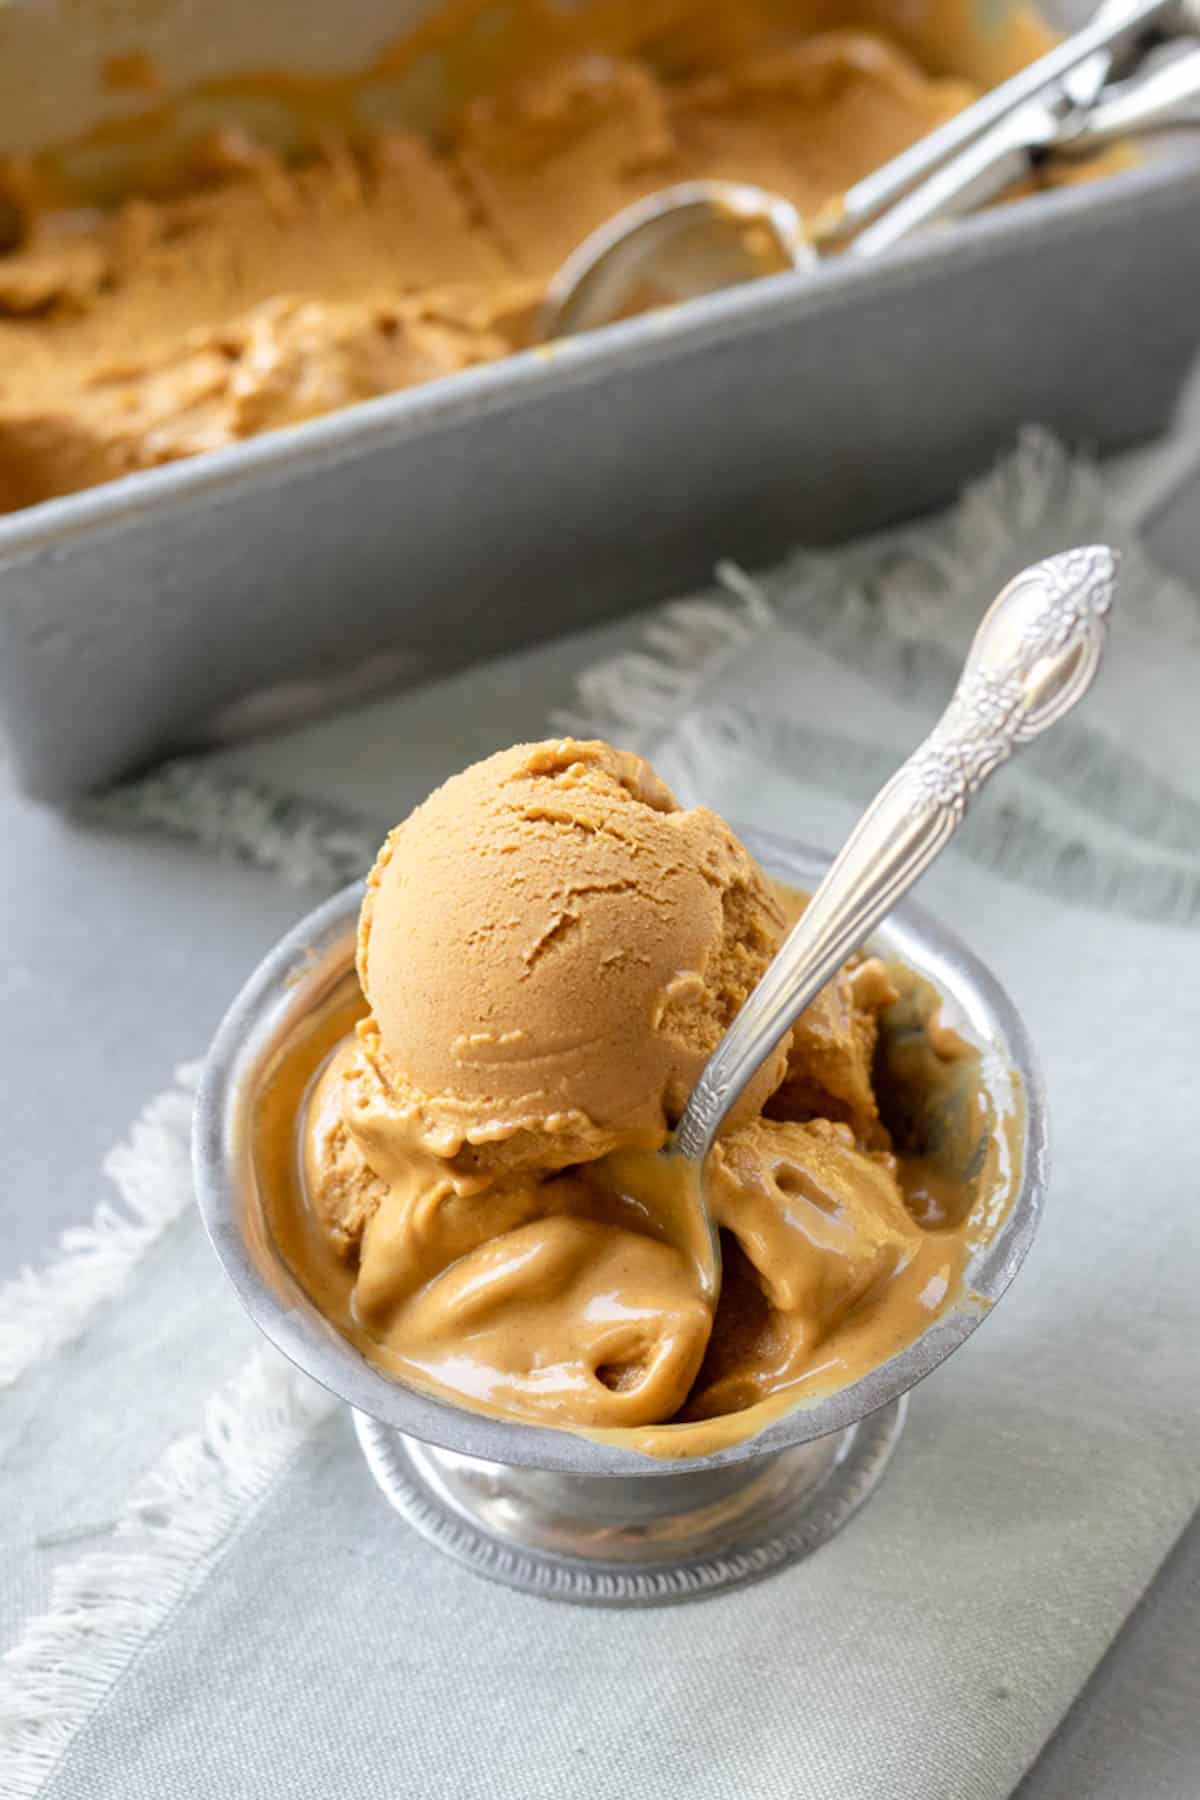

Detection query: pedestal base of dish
xmin=354 ymin=1396 xmax=906 ymax=1606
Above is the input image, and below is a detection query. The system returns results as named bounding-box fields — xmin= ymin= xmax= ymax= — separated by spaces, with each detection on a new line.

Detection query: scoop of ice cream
xmin=769 ymin=956 xmax=898 ymax=1142
xmin=354 ymin=738 xmax=789 ymax=1179
xmin=360 ymin=1207 xmax=712 ymax=1430
xmin=302 ymin=1039 xmax=387 ymax=1259
xmin=686 ymin=1115 xmax=923 ymax=1417
xmin=763 ymin=880 xmax=898 ymax=1142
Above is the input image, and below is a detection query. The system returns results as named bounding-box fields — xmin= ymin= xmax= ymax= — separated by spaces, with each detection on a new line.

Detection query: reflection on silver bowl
xmin=193 ymin=831 xmax=1047 ymax=1605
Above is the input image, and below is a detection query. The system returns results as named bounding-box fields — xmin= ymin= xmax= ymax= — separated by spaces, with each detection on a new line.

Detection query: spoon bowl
xmin=536 ymin=180 xmax=812 ymax=341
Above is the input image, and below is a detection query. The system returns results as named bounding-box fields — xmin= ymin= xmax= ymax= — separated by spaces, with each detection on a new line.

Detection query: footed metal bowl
xmin=194 ymin=831 xmax=1047 ymax=1605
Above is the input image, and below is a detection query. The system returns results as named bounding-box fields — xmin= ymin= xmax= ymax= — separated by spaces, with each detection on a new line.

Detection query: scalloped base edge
xmin=355 ymin=1398 xmax=906 ymax=1607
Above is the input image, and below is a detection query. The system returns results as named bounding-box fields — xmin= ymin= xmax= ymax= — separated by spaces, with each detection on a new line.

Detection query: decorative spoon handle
xmin=674 ymin=545 xmax=1119 ymax=1162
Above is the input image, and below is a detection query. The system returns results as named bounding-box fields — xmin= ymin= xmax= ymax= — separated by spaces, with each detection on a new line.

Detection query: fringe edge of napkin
xmin=81 ymin=767 xmax=379 ymax=892
xmin=551 ymin=427 xmax=1118 ymax=760
xmin=0 ymin=1063 xmax=201 ymax=1392
xmin=551 ymin=569 xmax=773 ymax=752
xmin=0 ymin=1346 xmax=332 ymax=1798
xmin=555 ymin=432 xmax=1200 ymax=925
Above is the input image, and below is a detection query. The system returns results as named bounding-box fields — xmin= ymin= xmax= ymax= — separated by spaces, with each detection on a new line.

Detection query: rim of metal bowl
xmin=193 ymin=829 xmax=1048 ymax=1478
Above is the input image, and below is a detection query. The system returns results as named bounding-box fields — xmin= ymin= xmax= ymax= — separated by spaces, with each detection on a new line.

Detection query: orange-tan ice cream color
xmin=264 ymin=739 xmax=989 ymax=1452
xmin=0 ymin=0 xmax=1075 ymax=513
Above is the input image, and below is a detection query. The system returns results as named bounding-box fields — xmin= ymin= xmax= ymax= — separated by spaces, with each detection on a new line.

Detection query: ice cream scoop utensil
xmin=847 ymin=32 xmax=1200 ymax=255
xmin=821 ymin=0 xmax=1178 ymax=241
xmin=536 ymin=0 xmax=1188 ymax=340
xmin=1056 ymin=35 xmax=1200 ymax=145
xmin=669 ymin=546 xmax=1118 ymax=1298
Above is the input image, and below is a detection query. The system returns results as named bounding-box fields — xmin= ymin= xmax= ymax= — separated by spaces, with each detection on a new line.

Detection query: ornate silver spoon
xmin=657 ymin=545 xmax=1118 ymax=1299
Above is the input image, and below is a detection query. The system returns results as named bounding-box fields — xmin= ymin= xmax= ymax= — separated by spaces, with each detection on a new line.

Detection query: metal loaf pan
xmin=1 ymin=0 xmax=1199 ymax=801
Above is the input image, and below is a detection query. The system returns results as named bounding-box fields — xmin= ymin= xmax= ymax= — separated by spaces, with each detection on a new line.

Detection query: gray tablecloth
xmin=2 ymin=427 xmax=1199 ymax=1799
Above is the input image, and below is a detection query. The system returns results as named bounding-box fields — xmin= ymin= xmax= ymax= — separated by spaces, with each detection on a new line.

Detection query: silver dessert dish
xmin=194 ymin=837 xmax=1047 ymax=1606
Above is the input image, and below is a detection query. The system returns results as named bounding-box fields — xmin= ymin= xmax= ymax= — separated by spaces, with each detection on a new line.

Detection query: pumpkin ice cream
xmin=353 ymin=737 xmax=789 ymax=1173
xmin=256 ymin=739 xmax=991 ymax=1452
xmin=0 ymin=25 xmax=978 ymax=513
